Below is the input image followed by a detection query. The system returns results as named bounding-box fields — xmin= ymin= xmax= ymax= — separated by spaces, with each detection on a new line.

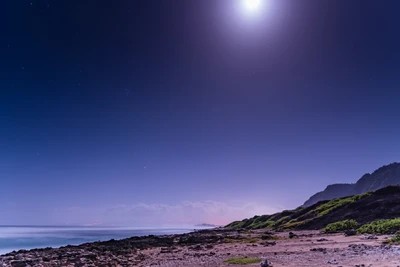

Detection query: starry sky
xmin=1 ymin=0 xmax=400 ymax=226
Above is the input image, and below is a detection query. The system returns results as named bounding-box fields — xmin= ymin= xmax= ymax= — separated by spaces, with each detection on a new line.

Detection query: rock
xmin=362 ymin=235 xmax=377 ymax=240
xmin=135 ymin=253 xmax=146 ymax=261
xmin=289 ymin=232 xmax=297 ymax=239
xmin=317 ymin=238 xmax=328 ymax=242
xmin=310 ymin=248 xmax=327 ymax=253
xmin=10 ymin=261 xmax=28 ymax=267
xmin=189 ymin=245 xmax=203 ymax=250
xmin=160 ymin=247 xmax=173 ymax=254
xmin=345 ymin=230 xmax=356 ymax=236
xmin=260 ymin=241 xmax=276 ymax=247
xmin=261 ymin=235 xmax=275 ymax=240
xmin=260 ymin=259 xmax=272 ymax=267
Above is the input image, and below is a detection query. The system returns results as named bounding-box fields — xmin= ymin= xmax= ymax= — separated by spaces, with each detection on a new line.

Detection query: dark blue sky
xmin=1 ymin=0 xmax=400 ymax=226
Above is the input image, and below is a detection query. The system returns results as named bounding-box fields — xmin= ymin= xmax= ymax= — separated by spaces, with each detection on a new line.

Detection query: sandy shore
xmin=1 ymin=229 xmax=400 ymax=266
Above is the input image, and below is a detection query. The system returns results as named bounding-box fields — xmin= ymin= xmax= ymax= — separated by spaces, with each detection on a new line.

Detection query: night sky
xmin=1 ymin=0 xmax=400 ymax=226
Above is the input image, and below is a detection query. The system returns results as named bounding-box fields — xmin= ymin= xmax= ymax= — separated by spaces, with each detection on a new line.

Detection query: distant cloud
xmin=103 ymin=200 xmax=281 ymax=226
xmin=0 ymin=200 xmax=282 ymax=226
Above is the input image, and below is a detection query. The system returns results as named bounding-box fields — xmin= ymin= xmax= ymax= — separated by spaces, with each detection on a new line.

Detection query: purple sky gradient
xmin=1 ymin=0 xmax=400 ymax=226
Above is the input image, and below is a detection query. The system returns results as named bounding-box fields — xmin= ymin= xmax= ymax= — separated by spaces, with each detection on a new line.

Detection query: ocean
xmin=0 ymin=226 xmax=198 ymax=255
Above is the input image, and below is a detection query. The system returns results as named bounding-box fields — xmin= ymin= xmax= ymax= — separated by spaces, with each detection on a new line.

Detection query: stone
xmin=345 ymin=230 xmax=357 ymax=236
xmin=289 ymin=232 xmax=297 ymax=239
xmin=260 ymin=259 xmax=272 ymax=267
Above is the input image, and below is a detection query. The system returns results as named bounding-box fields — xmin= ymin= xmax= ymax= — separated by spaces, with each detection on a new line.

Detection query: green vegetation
xmin=224 ymin=257 xmax=262 ymax=265
xmin=226 ymin=220 xmax=247 ymax=229
xmin=357 ymin=219 xmax=400 ymax=234
xmin=252 ymin=220 xmax=275 ymax=229
xmin=226 ymin=193 xmax=368 ymax=231
xmin=279 ymin=218 xmax=311 ymax=230
xmin=224 ymin=237 xmax=260 ymax=244
xmin=275 ymin=216 xmax=290 ymax=225
xmin=226 ymin=215 xmax=276 ymax=229
xmin=321 ymin=217 xmax=400 ymax=235
xmin=225 ymin=187 xmax=400 ymax=232
xmin=313 ymin=192 xmax=372 ymax=217
xmin=383 ymin=234 xmax=400 ymax=245
xmin=246 ymin=215 xmax=275 ymax=229
xmin=322 ymin=219 xmax=359 ymax=233
xmin=275 ymin=193 xmax=370 ymax=230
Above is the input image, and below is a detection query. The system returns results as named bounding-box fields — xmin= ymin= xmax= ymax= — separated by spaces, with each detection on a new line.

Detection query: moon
xmin=243 ymin=0 xmax=262 ymax=13
xmin=239 ymin=0 xmax=271 ymax=20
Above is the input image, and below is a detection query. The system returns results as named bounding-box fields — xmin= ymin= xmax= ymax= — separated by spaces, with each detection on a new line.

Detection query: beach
xmin=1 ymin=228 xmax=400 ymax=266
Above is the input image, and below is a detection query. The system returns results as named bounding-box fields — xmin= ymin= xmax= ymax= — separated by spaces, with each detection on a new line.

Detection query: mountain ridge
xmin=303 ymin=162 xmax=400 ymax=207
xmin=226 ymin=185 xmax=400 ymax=231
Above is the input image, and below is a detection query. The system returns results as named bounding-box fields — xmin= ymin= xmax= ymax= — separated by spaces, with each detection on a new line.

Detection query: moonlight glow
xmin=243 ymin=0 xmax=262 ymax=12
xmin=239 ymin=0 xmax=269 ymax=20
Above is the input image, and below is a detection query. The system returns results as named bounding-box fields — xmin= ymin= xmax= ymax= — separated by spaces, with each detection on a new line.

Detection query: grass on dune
xmin=383 ymin=234 xmax=400 ymax=245
xmin=226 ymin=191 xmax=376 ymax=232
xmin=224 ymin=257 xmax=262 ymax=264
xmin=223 ymin=237 xmax=260 ymax=244
xmin=357 ymin=218 xmax=400 ymax=234
xmin=313 ymin=192 xmax=372 ymax=217
xmin=322 ymin=219 xmax=359 ymax=233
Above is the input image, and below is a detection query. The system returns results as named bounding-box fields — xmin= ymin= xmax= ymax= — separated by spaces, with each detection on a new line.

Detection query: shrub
xmin=224 ymin=257 xmax=262 ymax=264
xmin=322 ymin=219 xmax=359 ymax=233
xmin=383 ymin=234 xmax=400 ymax=245
xmin=357 ymin=218 xmax=400 ymax=234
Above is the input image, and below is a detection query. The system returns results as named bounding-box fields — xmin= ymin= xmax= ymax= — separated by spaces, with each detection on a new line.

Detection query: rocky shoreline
xmin=0 ymin=228 xmax=229 ymax=267
xmin=1 ymin=229 xmax=400 ymax=267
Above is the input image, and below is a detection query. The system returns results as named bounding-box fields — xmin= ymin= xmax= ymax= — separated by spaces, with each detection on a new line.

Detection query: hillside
xmin=303 ymin=162 xmax=400 ymax=207
xmin=226 ymin=185 xmax=400 ymax=231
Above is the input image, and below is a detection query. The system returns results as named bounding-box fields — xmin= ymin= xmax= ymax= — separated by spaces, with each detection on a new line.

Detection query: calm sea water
xmin=0 ymin=226 xmax=198 ymax=255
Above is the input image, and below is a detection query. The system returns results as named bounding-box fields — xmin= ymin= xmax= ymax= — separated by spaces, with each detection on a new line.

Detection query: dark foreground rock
xmin=0 ymin=228 xmax=245 ymax=267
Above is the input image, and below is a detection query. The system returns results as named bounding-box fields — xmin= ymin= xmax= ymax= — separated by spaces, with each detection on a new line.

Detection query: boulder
xmin=260 ymin=259 xmax=272 ymax=267
xmin=345 ymin=230 xmax=357 ymax=236
xmin=289 ymin=232 xmax=297 ymax=239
